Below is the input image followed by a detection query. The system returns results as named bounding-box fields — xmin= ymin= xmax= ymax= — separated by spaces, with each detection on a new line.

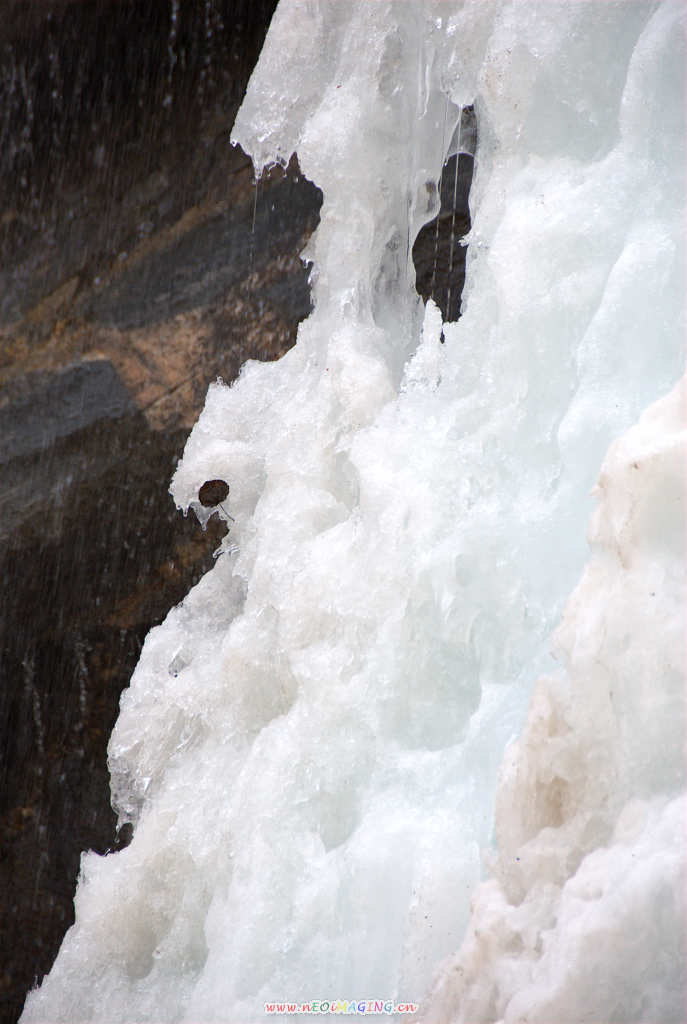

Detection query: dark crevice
xmin=413 ymin=105 xmax=476 ymax=323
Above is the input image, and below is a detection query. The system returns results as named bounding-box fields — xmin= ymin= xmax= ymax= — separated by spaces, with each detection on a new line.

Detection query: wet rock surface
xmin=0 ymin=2 xmax=321 ymax=1021
xmin=412 ymin=151 xmax=474 ymax=323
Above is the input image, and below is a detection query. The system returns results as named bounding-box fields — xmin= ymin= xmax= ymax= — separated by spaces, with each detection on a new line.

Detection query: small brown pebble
xmin=198 ymin=479 xmax=230 ymax=507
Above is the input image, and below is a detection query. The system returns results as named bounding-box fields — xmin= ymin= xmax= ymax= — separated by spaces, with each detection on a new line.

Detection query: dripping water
xmin=199 ymin=0 xmax=215 ymax=99
xmin=250 ymin=173 xmax=259 ymax=274
xmin=163 ymin=0 xmax=179 ymax=109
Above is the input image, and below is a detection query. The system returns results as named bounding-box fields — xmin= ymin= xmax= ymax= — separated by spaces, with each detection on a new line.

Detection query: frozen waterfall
xmin=22 ymin=1 xmax=685 ymax=1022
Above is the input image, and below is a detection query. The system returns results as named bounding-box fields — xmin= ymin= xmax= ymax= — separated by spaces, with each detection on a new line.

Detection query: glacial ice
xmin=22 ymin=1 xmax=685 ymax=1022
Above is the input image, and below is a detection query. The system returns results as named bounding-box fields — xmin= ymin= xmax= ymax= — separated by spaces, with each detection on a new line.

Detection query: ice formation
xmin=419 ymin=376 xmax=687 ymax=1023
xmin=22 ymin=1 xmax=685 ymax=1022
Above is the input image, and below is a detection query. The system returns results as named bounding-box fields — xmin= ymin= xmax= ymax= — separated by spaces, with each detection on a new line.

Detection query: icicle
xmin=249 ymin=174 xmax=259 ymax=273
xmin=445 ymin=109 xmax=463 ymax=322
xmin=429 ymin=95 xmax=451 ymax=302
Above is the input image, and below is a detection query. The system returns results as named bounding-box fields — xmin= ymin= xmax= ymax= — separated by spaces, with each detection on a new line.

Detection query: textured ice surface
xmin=22 ymin=1 xmax=685 ymax=1022
xmin=419 ymin=378 xmax=687 ymax=1023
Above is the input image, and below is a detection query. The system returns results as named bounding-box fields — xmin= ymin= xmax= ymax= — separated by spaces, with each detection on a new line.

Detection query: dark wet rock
xmin=413 ymin=151 xmax=474 ymax=323
xmin=0 ymin=412 xmax=226 ymax=1021
xmin=198 ymin=479 xmax=230 ymax=508
xmin=0 ymin=3 xmax=321 ymax=1022
xmin=0 ymin=360 xmax=136 ymax=467
xmin=0 ymin=0 xmax=284 ymax=325
xmin=83 ymin=167 xmax=318 ymax=331
xmin=413 ymin=107 xmax=476 ymax=323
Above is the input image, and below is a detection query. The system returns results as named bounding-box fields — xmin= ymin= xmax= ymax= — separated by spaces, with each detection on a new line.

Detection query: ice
xmin=420 ymin=377 xmax=686 ymax=1023
xmin=22 ymin=2 xmax=685 ymax=1022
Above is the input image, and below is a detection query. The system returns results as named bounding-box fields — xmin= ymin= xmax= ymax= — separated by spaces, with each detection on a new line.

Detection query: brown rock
xmin=0 ymin=3 xmax=321 ymax=1022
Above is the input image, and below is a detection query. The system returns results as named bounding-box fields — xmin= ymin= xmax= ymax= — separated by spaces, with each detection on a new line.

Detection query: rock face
xmin=0 ymin=3 xmax=321 ymax=1021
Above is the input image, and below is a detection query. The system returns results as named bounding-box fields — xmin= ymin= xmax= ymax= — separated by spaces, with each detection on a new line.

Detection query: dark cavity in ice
xmin=198 ymin=479 xmax=230 ymax=507
xmin=413 ymin=105 xmax=476 ymax=323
